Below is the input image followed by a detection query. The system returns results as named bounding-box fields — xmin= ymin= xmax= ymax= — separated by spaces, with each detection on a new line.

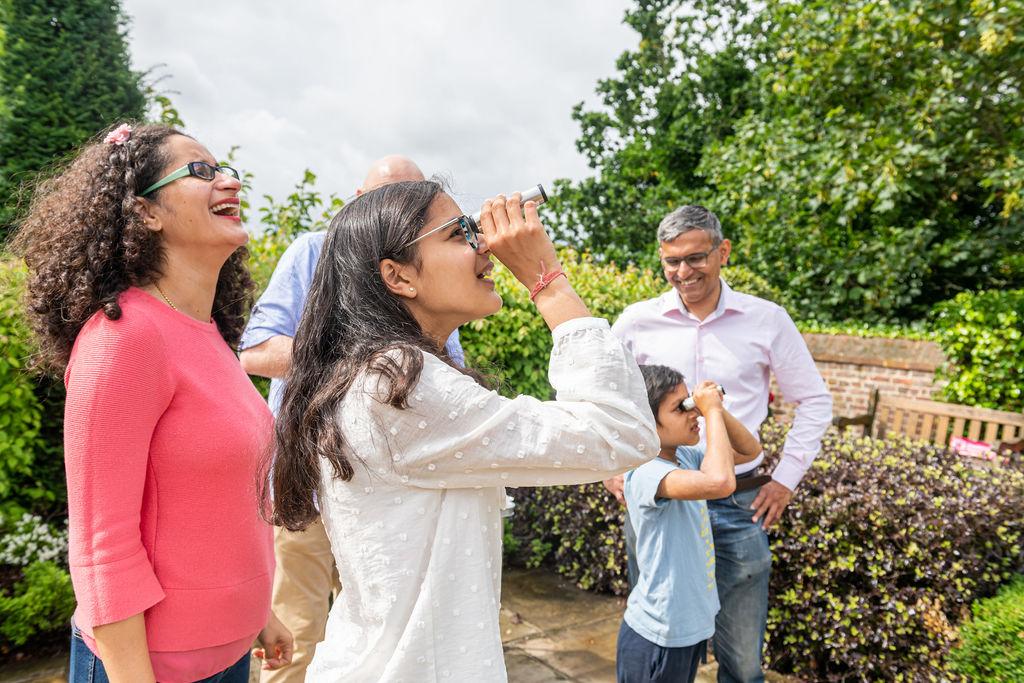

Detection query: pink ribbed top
xmin=64 ymin=288 xmax=274 ymax=682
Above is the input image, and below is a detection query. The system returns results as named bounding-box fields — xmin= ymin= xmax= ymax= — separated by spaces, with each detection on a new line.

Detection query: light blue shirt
xmin=623 ymin=445 xmax=719 ymax=648
xmin=241 ymin=231 xmax=465 ymax=415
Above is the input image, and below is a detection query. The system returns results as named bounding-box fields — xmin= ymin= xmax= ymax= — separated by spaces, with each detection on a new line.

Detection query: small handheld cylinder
xmin=466 ymin=184 xmax=548 ymax=231
xmin=682 ymin=385 xmax=726 ymax=412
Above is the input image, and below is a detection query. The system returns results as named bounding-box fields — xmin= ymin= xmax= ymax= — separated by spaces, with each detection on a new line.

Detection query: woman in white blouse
xmin=269 ymin=181 xmax=658 ymax=682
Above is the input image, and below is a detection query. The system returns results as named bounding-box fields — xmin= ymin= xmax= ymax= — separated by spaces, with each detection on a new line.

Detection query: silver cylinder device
xmin=465 ymin=184 xmax=548 ymax=231
xmin=682 ymin=385 xmax=726 ymax=412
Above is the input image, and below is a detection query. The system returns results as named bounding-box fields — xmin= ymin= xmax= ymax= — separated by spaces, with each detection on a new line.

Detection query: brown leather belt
xmin=734 ymin=473 xmax=772 ymax=493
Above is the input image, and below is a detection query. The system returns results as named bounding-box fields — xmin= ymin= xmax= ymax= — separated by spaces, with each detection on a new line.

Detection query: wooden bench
xmin=834 ymin=389 xmax=1024 ymax=453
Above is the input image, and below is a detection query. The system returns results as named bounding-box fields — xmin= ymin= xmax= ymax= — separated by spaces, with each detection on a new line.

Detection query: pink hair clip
xmin=103 ymin=123 xmax=133 ymax=146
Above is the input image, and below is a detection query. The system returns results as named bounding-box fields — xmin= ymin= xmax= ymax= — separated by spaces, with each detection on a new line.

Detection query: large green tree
xmin=546 ymin=0 xmax=760 ymax=266
xmin=0 ymin=0 xmax=146 ymax=240
xmin=704 ymin=0 xmax=1024 ymax=322
xmin=552 ymin=0 xmax=1024 ymax=322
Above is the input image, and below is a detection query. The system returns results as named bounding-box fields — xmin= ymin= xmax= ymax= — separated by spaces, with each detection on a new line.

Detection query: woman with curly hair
xmin=12 ymin=123 xmax=292 ymax=683
xmin=269 ymin=182 xmax=659 ymax=681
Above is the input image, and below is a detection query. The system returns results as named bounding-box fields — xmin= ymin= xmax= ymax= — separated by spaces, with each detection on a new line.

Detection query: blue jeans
xmin=70 ymin=625 xmax=251 ymax=683
xmin=617 ymin=620 xmax=707 ymax=683
xmin=707 ymin=485 xmax=771 ymax=683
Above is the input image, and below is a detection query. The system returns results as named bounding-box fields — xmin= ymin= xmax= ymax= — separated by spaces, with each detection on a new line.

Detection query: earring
xmin=409 ymin=287 xmax=416 ymax=292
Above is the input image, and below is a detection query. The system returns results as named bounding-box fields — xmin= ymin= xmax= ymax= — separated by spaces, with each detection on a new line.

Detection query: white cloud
xmin=122 ymin=0 xmax=634 ymax=217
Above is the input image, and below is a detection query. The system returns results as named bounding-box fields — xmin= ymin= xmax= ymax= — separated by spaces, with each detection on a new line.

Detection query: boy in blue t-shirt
xmin=618 ymin=365 xmax=762 ymax=683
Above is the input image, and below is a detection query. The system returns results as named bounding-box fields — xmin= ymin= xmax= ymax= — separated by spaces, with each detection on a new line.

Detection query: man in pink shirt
xmin=606 ymin=205 xmax=832 ymax=682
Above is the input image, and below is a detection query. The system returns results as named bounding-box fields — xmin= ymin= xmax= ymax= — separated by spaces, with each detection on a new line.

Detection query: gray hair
xmin=657 ymin=205 xmax=724 ymax=246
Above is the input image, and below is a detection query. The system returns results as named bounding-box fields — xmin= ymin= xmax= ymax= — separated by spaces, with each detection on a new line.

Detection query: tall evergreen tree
xmin=0 ymin=0 xmax=146 ymax=239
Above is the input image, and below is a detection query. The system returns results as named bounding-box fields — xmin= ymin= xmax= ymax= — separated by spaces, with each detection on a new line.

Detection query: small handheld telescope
xmin=682 ymin=385 xmax=726 ymax=412
xmin=465 ymin=184 xmax=548 ymax=232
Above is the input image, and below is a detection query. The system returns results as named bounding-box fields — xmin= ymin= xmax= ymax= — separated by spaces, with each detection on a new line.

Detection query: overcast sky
xmin=121 ymin=1 xmax=635 ymax=221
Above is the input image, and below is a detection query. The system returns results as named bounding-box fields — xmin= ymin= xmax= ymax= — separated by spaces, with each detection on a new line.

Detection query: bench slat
xmin=892 ymin=409 xmax=906 ymax=435
xmin=952 ymin=417 xmax=966 ymax=441
xmin=920 ymin=413 xmax=935 ymax=442
xmin=984 ymin=422 xmax=999 ymax=444
xmin=967 ymin=419 xmax=982 ymax=441
xmin=935 ymin=415 xmax=950 ymax=446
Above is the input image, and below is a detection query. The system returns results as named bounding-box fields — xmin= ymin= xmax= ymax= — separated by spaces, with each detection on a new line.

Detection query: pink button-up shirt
xmin=612 ymin=280 xmax=832 ymax=490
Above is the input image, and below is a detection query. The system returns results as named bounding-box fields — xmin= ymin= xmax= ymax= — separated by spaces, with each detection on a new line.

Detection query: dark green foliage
xmin=948 ymin=576 xmax=1024 ymax=682
xmin=930 ymin=289 xmax=1024 ymax=412
xmin=552 ymin=0 xmax=1024 ymax=322
xmin=506 ymin=423 xmax=1024 ymax=679
xmin=762 ymin=423 xmax=1023 ymax=679
xmin=0 ymin=561 xmax=75 ymax=647
xmin=703 ymin=0 xmax=1024 ymax=323
xmin=506 ymin=481 xmax=631 ymax=595
xmin=0 ymin=0 xmax=147 ymax=238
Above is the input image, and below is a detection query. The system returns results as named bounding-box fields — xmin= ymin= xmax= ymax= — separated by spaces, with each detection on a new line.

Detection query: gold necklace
xmin=154 ymin=283 xmax=178 ymax=311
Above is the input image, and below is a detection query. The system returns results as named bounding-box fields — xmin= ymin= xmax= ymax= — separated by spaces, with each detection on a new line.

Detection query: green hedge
xmin=948 ymin=576 xmax=1024 ymax=681
xmin=506 ymin=423 xmax=1024 ymax=680
xmin=0 ymin=561 xmax=76 ymax=647
xmin=460 ymin=250 xmax=778 ymax=399
xmin=931 ymin=289 xmax=1024 ymax=412
xmin=0 ymin=258 xmax=60 ymax=519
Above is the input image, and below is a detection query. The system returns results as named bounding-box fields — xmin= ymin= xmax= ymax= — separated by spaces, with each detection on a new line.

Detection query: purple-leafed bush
xmin=505 ymin=421 xmax=1024 ymax=680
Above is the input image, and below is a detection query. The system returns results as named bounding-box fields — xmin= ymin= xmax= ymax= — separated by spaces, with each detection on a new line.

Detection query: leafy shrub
xmin=931 ymin=289 xmax=1024 ymax=412
xmin=0 ymin=258 xmax=48 ymax=517
xmin=506 ymin=423 xmax=1024 ymax=680
xmin=461 ymin=250 xmax=778 ymax=399
xmin=762 ymin=422 xmax=1023 ymax=679
xmin=506 ymin=481 xmax=630 ymax=594
xmin=948 ymin=576 xmax=1024 ymax=682
xmin=0 ymin=561 xmax=76 ymax=647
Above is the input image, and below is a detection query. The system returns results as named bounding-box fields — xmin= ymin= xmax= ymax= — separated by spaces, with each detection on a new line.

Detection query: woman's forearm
xmin=93 ymin=613 xmax=156 ymax=683
xmin=533 ymin=277 xmax=591 ymax=331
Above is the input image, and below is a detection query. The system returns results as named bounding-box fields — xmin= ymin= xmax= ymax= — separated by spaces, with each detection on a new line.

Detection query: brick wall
xmin=770 ymin=333 xmax=946 ymax=424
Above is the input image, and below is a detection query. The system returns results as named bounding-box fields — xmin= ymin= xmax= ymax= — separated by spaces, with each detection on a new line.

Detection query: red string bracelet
xmin=529 ymin=269 xmax=567 ymax=301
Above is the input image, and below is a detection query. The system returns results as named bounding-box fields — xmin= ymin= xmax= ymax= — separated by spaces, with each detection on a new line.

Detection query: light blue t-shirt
xmin=240 ymin=231 xmax=465 ymax=415
xmin=623 ymin=445 xmax=718 ymax=648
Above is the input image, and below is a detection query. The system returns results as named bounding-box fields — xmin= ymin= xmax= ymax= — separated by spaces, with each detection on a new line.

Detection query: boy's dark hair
xmin=639 ymin=364 xmax=686 ymax=425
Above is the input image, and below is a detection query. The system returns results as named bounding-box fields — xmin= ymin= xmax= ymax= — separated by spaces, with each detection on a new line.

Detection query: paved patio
xmin=1 ymin=567 xmax=791 ymax=682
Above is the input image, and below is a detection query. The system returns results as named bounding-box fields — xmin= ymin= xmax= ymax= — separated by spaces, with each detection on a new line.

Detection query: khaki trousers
xmin=261 ymin=517 xmax=341 ymax=683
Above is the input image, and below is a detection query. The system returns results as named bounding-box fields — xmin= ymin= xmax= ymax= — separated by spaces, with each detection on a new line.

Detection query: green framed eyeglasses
xmin=140 ymin=161 xmax=240 ymax=197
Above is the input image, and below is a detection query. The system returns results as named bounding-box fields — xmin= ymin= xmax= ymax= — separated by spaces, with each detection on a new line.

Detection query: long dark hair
xmin=269 ymin=180 xmax=481 ymax=531
xmin=11 ymin=122 xmax=254 ymax=373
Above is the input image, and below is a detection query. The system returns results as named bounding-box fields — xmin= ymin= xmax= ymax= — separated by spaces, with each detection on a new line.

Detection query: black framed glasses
xmin=661 ymin=249 xmax=714 ymax=270
xmin=140 ymin=161 xmax=240 ymax=197
xmin=404 ymin=214 xmax=481 ymax=250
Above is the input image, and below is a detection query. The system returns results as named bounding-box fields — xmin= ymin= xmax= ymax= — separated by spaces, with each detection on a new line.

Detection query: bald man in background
xmin=240 ymin=156 xmax=464 ymax=682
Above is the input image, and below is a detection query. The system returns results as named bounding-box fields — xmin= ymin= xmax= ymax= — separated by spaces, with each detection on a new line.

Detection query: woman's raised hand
xmin=477 ymin=194 xmax=562 ymax=290
xmin=477 ymin=193 xmax=590 ymax=330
